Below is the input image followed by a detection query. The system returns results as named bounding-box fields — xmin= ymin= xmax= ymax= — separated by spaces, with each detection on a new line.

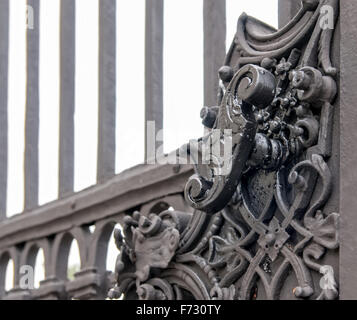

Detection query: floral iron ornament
xmin=109 ymin=0 xmax=339 ymax=300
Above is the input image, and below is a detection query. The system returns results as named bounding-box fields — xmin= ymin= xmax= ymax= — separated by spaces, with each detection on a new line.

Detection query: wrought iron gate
xmin=109 ymin=0 xmax=341 ymax=300
xmin=1 ymin=0 xmax=357 ymax=300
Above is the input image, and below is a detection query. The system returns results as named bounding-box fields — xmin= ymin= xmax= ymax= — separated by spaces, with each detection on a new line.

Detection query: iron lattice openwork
xmin=109 ymin=0 xmax=339 ymax=300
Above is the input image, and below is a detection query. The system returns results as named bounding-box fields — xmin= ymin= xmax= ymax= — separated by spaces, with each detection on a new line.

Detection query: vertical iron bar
xmin=278 ymin=0 xmax=301 ymax=29
xmin=340 ymin=0 xmax=357 ymax=300
xmin=145 ymin=0 xmax=163 ymax=163
xmin=97 ymin=0 xmax=116 ymax=183
xmin=203 ymin=0 xmax=226 ymax=107
xmin=59 ymin=0 xmax=75 ymax=197
xmin=24 ymin=0 xmax=40 ymax=210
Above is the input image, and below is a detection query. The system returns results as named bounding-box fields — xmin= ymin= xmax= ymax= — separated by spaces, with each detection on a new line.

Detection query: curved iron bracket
xmin=185 ymin=64 xmax=276 ymax=214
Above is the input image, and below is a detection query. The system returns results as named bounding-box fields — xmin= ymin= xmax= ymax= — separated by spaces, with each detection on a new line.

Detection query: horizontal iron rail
xmin=0 ymin=163 xmax=193 ymax=250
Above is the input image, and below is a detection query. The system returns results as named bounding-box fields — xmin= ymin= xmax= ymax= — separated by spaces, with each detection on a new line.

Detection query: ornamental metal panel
xmin=109 ymin=0 xmax=340 ymax=300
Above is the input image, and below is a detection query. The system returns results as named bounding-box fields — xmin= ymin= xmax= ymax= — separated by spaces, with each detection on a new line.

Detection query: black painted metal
xmin=110 ymin=0 xmax=340 ymax=301
xmin=59 ymin=0 xmax=75 ymax=198
xmin=340 ymin=0 xmax=357 ymax=300
xmin=24 ymin=0 xmax=40 ymax=210
xmin=204 ymin=0 xmax=226 ymax=107
xmin=145 ymin=0 xmax=164 ymax=162
xmin=278 ymin=0 xmax=302 ymax=28
xmin=0 ymin=0 xmax=352 ymax=301
xmin=98 ymin=0 xmax=116 ymax=183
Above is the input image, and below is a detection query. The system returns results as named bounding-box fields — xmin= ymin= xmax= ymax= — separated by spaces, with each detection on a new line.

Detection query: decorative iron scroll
xmin=109 ymin=0 xmax=339 ymax=300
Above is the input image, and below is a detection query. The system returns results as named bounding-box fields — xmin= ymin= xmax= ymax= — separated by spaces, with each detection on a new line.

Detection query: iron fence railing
xmin=0 ymin=0 xmax=226 ymax=299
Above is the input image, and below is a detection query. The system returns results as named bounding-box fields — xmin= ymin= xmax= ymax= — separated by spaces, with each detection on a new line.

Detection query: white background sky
xmin=5 ymin=0 xmax=277 ymax=290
